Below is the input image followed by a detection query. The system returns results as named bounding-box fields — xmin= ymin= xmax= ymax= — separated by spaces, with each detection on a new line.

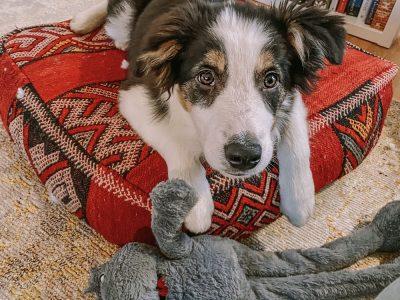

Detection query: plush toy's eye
xmin=100 ymin=274 xmax=105 ymax=283
xmin=197 ymin=70 xmax=215 ymax=87
xmin=264 ymin=72 xmax=279 ymax=89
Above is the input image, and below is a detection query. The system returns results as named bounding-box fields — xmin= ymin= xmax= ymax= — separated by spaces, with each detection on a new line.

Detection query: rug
xmin=0 ymin=1 xmax=399 ymax=299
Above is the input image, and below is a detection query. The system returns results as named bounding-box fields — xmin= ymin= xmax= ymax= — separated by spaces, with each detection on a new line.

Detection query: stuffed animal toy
xmin=86 ymin=180 xmax=400 ymax=299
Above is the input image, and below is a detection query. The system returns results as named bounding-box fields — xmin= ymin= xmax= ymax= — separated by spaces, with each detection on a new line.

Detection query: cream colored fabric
xmin=0 ymin=1 xmax=399 ymax=298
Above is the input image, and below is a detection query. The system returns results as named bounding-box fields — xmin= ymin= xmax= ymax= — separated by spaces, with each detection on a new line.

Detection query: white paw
xmin=281 ymin=192 xmax=315 ymax=227
xmin=115 ymin=41 xmax=129 ymax=51
xmin=280 ymin=170 xmax=315 ymax=227
xmin=70 ymin=14 xmax=91 ymax=35
xmin=184 ymin=193 xmax=214 ymax=234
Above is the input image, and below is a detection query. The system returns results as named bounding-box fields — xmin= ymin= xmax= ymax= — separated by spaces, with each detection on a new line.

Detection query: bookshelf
xmin=256 ymin=0 xmax=400 ymax=48
xmin=333 ymin=2 xmax=400 ymax=48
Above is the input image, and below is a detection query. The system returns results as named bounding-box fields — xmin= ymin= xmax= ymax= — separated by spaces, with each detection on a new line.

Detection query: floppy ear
xmin=133 ymin=5 xmax=195 ymax=99
xmin=273 ymin=0 xmax=346 ymax=92
xmin=135 ymin=36 xmax=183 ymax=98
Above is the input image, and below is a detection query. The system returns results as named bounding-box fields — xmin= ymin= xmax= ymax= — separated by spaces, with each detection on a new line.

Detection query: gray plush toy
xmin=87 ymin=180 xmax=400 ymax=299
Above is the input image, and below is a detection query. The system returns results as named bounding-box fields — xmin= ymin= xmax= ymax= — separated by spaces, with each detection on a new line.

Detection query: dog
xmin=71 ymin=0 xmax=346 ymax=233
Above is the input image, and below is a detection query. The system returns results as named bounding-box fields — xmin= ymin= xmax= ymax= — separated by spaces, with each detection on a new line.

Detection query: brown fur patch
xmin=136 ymin=40 xmax=182 ymax=95
xmin=204 ymin=50 xmax=226 ymax=74
xmin=177 ymin=86 xmax=192 ymax=112
xmin=137 ymin=40 xmax=182 ymax=74
xmin=256 ymin=51 xmax=275 ymax=74
xmin=288 ymin=25 xmax=305 ymax=62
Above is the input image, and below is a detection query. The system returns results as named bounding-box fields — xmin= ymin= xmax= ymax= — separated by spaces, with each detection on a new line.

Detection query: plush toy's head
xmin=86 ymin=243 xmax=161 ymax=300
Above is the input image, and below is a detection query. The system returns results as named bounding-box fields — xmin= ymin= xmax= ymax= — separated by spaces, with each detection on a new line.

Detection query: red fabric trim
xmin=0 ymin=54 xmax=29 ymax=130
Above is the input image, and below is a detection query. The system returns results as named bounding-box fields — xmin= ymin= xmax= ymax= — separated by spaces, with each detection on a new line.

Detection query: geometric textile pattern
xmin=333 ymin=94 xmax=384 ymax=175
xmin=0 ymin=22 xmax=397 ymax=245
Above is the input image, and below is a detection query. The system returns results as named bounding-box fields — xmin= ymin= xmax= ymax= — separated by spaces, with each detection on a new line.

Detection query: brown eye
xmin=264 ymin=72 xmax=279 ymax=89
xmin=197 ymin=70 xmax=215 ymax=87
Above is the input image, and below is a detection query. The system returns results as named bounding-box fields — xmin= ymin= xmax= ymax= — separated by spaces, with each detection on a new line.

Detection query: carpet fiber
xmin=0 ymin=1 xmax=399 ymax=299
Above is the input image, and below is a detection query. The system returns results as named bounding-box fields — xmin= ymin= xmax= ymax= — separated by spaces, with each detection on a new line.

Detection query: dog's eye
xmin=197 ymin=70 xmax=215 ymax=87
xmin=264 ymin=72 xmax=279 ymax=89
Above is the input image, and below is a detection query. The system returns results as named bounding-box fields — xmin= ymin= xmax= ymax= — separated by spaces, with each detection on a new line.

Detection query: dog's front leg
xmin=277 ymin=94 xmax=315 ymax=227
xmin=120 ymin=86 xmax=214 ymax=233
xmin=166 ymin=157 xmax=214 ymax=234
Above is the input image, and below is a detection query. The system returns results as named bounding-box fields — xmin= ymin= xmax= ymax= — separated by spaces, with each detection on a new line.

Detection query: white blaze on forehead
xmin=205 ymin=7 xmax=274 ymax=138
xmin=211 ymin=7 xmax=270 ymax=93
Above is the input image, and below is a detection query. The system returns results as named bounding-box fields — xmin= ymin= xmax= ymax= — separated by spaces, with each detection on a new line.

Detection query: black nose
xmin=224 ymin=140 xmax=262 ymax=171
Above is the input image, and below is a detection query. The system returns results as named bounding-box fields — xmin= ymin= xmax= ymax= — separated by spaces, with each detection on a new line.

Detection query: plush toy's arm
xmin=250 ymin=258 xmax=400 ymax=300
xmin=233 ymin=225 xmax=381 ymax=277
xmin=235 ymin=201 xmax=400 ymax=277
xmin=150 ymin=180 xmax=197 ymax=259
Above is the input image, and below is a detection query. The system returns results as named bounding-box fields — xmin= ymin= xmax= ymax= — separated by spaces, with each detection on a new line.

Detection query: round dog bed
xmin=0 ymin=22 xmax=397 ymax=245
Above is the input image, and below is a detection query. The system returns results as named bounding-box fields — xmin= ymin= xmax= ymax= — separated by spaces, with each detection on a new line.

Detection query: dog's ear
xmin=133 ymin=4 xmax=198 ymax=99
xmin=273 ymin=0 xmax=346 ymax=92
xmin=135 ymin=34 xmax=183 ymax=98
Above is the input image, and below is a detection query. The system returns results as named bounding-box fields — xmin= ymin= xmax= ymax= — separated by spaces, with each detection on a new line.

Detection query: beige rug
xmin=0 ymin=1 xmax=399 ymax=299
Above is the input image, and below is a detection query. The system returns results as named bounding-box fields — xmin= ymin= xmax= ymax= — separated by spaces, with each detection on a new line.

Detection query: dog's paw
xmin=184 ymin=193 xmax=214 ymax=234
xmin=281 ymin=192 xmax=315 ymax=227
xmin=70 ymin=14 xmax=92 ymax=35
xmin=280 ymin=170 xmax=315 ymax=227
xmin=115 ymin=40 xmax=129 ymax=51
xmin=70 ymin=9 xmax=104 ymax=35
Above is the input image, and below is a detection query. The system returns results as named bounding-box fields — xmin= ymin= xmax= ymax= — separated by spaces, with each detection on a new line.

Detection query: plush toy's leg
xmin=234 ymin=201 xmax=400 ymax=277
xmin=250 ymin=258 xmax=400 ymax=300
xmin=150 ymin=180 xmax=197 ymax=259
xmin=233 ymin=224 xmax=382 ymax=277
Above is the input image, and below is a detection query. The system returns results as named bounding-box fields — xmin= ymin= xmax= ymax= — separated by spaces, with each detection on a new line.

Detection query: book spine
xmin=359 ymin=0 xmax=373 ymax=21
xmin=329 ymin=0 xmax=340 ymax=10
xmin=365 ymin=0 xmax=379 ymax=25
xmin=346 ymin=0 xmax=364 ymax=17
xmin=370 ymin=0 xmax=396 ymax=30
xmin=336 ymin=0 xmax=350 ymax=13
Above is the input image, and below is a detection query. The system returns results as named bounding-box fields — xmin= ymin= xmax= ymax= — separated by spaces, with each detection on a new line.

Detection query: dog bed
xmin=0 ymin=22 xmax=397 ymax=245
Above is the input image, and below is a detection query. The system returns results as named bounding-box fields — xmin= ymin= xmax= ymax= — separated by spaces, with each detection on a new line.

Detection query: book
xmin=358 ymin=0 xmax=373 ymax=21
xmin=336 ymin=0 xmax=350 ymax=13
xmin=370 ymin=0 xmax=396 ymax=30
xmin=365 ymin=0 xmax=380 ymax=25
xmin=346 ymin=0 xmax=364 ymax=17
xmin=329 ymin=0 xmax=339 ymax=10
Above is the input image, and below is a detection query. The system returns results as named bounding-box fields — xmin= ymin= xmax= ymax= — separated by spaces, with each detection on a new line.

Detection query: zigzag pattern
xmin=5 ymin=25 xmax=114 ymax=66
xmin=208 ymin=161 xmax=281 ymax=239
xmin=49 ymin=83 xmax=149 ymax=174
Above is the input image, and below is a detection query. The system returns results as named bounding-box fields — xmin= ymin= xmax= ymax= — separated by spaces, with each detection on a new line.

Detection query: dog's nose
xmin=224 ymin=139 xmax=262 ymax=171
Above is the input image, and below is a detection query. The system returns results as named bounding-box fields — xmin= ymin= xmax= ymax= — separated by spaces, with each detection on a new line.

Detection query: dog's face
xmin=135 ymin=1 xmax=345 ymax=178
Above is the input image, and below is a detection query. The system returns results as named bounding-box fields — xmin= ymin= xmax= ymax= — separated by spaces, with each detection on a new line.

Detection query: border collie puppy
xmin=71 ymin=0 xmax=345 ymax=233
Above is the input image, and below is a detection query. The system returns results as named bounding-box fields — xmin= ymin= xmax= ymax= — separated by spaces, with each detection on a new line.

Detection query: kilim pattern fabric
xmin=0 ymin=22 xmax=397 ymax=245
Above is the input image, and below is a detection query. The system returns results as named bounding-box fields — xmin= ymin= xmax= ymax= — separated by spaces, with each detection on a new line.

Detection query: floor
xmin=0 ymin=1 xmax=399 ymax=299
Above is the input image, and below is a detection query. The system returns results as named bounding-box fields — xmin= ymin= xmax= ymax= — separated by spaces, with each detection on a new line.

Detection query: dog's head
xmin=134 ymin=0 xmax=345 ymax=177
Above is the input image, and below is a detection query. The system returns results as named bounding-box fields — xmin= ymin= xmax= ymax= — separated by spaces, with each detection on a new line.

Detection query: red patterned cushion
xmin=0 ymin=22 xmax=397 ymax=245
